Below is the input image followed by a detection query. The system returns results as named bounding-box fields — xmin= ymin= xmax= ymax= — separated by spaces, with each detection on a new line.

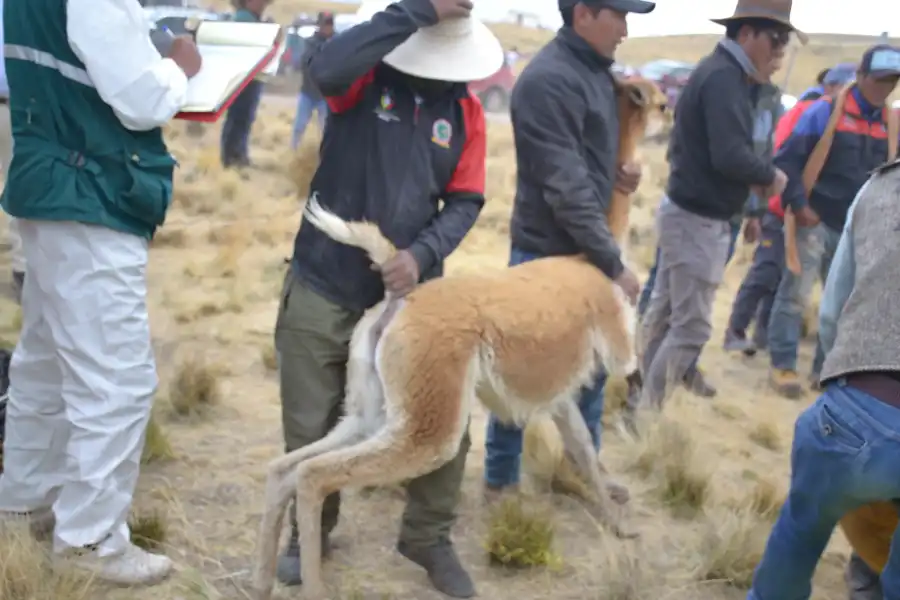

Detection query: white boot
xmin=60 ymin=542 xmax=174 ymax=586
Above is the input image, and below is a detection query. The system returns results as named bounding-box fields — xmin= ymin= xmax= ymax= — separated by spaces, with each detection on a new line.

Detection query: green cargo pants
xmin=274 ymin=269 xmax=471 ymax=547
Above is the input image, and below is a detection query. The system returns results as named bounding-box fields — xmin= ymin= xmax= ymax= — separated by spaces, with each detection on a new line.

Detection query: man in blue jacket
xmin=273 ymin=1 xmax=499 ymax=597
xmin=220 ymin=0 xmax=270 ymax=168
xmin=291 ymin=12 xmax=334 ymax=149
xmin=767 ymin=45 xmax=900 ymax=399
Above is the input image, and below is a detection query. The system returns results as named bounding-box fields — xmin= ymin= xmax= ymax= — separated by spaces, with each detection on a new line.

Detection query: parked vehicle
xmin=640 ymin=60 xmax=693 ymax=110
xmin=280 ymin=14 xmax=365 ymax=75
xmin=781 ymin=93 xmax=798 ymax=111
xmin=143 ymin=5 xmax=223 ymax=34
xmin=469 ymin=60 xmax=515 ymax=113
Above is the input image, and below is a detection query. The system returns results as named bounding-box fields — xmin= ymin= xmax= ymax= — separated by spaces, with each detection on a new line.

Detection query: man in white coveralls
xmin=0 ymin=0 xmax=201 ymax=586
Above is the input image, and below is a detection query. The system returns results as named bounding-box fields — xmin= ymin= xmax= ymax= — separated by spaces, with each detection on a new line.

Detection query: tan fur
xmin=522 ymin=77 xmax=667 ymax=504
xmin=250 ymin=79 xmax=666 ymax=600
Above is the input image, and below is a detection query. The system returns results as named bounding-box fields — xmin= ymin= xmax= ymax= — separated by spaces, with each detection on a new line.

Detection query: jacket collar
xmin=717 ymin=38 xmax=757 ymax=78
xmin=556 ymin=27 xmax=614 ymax=73
xmin=848 ymin=86 xmax=884 ymax=122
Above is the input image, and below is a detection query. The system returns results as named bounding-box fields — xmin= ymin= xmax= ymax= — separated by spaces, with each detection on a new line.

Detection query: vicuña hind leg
xmin=251 ymin=415 xmax=366 ymax=600
xmin=552 ymin=399 xmax=638 ymax=539
xmin=293 ymin=427 xmax=462 ymax=599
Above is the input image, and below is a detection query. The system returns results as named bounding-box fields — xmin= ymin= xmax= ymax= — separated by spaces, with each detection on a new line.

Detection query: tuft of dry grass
xmin=485 ymin=498 xmax=561 ymax=570
xmin=748 ymin=420 xmax=782 ymax=451
xmin=168 ymin=358 xmax=220 ymax=418
xmin=142 ymin=411 xmax=176 ymax=464
xmin=0 ymin=523 xmax=95 ymax=600
xmin=288 ymin=136 xmax=322 ymax=198
xmin=588 ymin=538 xmax=661 ymax=600
xmin=624 ymin=415 xmax=712 ymax=516
xmin=260 ymin=345 xmax=278 ymax=371
xmin=129 ymin=509 xmax=168 ymax=552
xmin=691 ymin=506 xmax=769 ymax=588
xmin=736 ymin=476 xmax=786 ymax=522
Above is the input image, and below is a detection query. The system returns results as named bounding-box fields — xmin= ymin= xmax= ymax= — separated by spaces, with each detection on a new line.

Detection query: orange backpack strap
xmin=785 ymin=84 xmax=854 ymax=275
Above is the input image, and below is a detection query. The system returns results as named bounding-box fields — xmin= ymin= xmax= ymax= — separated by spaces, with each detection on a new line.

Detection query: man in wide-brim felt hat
xmin=634 ymin=0 xmax=795 ymax=412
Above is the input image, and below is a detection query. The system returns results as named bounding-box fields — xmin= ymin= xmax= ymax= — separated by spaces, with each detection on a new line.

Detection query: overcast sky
xmin=373 ymin=0 xmax=898 ymax=37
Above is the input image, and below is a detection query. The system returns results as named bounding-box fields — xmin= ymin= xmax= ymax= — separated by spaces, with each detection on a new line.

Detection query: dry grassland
xmin=0 ymin=9 xmax=881 ymax=600
xmin=0 ymin=93 xmax=856 ymax=599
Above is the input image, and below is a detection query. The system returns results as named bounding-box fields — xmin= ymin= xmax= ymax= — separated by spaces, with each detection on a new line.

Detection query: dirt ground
xmin=0 ymin=96 xmax=856 ymax=600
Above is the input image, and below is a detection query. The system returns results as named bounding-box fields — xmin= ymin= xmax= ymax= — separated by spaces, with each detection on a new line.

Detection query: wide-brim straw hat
xmin=711 ymin=0 xmax=808 ymax=45
xmin=383 ymin=16 xmax=504 ymax=82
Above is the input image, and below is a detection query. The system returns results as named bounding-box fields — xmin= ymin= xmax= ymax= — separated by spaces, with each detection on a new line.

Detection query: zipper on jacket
xmin=414 ymin=94 xmax=422 ymax=125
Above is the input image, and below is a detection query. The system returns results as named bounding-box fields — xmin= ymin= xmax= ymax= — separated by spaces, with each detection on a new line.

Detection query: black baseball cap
xmin=317 ymin=11 xmax=334 ymax=25
xmin=860 ymin=44 xmax=900 ymax=79
xmin=558 ymin=0 xmax=656 ymax=14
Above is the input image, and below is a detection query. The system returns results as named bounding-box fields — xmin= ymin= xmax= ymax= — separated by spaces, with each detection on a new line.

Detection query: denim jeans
xmin=726 ymin=213 xmax=785 ymax=348
xmin=483 ymin=247 xmax=606 ymax=489
xmin=220 ymin=80 xmax=263 ymax=167
xmin=747 ymin=380 xmax=900 ymax=600
xmin=291 ymin=93 xmax=329 ymax=150
xmin=767 ymin=224 xmax=840 ymax=372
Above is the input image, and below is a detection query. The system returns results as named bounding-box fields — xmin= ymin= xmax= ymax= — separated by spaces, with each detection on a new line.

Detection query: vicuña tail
xmin=303 ymin=194 xmax=397 ymax=267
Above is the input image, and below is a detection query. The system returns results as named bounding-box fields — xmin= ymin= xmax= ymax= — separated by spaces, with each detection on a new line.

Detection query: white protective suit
xmin=0 ymin=0 xmax=188 ymax=558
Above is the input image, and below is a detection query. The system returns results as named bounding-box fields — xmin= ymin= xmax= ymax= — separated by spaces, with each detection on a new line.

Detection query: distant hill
xmin=203 ymin=0 xmax=895 ymax=96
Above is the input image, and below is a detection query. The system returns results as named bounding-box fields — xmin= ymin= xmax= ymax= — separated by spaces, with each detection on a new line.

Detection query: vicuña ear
xmin=626 ymin=83 xmax=648 ymax=108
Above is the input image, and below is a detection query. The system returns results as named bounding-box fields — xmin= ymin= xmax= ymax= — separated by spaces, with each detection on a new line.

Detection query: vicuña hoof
xmin=606 ymin=480 xmax=631 ymax=505
xmin=613 ymin=521 xmax=640 ymax=540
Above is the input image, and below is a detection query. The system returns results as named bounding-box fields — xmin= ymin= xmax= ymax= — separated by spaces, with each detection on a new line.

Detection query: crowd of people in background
xmin=2 ymin=0 xmax=900 ymax=597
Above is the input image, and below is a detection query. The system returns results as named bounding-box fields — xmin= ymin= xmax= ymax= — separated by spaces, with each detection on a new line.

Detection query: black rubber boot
xmin=397 ymin=539 xmax=475 ymax=598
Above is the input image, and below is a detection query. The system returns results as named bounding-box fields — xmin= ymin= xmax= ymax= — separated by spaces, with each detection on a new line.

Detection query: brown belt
xmin=845 ymin=373 xmax=900 ymax=409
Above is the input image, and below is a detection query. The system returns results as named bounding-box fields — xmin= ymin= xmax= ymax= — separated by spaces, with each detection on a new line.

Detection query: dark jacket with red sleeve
xmin=290 ymin=0 xmax=487 ymax=312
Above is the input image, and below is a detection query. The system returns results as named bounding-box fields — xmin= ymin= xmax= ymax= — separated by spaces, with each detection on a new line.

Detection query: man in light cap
xmin=483 ymin=0 xmax=654 ymax=503
xmin=273 ymin=0 xmax=499 ymax=596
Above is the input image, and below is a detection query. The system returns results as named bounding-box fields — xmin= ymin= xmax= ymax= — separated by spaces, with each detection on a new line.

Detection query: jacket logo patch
xmin=431 ymin=119 xmax=452 ymax=148
xmin=374 ymin=90 xmax=399 ymax=122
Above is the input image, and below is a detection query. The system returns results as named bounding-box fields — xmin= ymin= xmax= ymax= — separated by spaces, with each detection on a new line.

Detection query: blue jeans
xmin=220 ymin=80 xmax=263 ymax=167
xmin=748 ymin=380 xmax=900 ymax=599
xmin=638 ymin=219 xmax=741 ymax=317
xmin=291 ymin=93 xmax=328 ymax=150
xmin=483 ymin=247 xmax=606 ymax=489
xmin=767 ymin=224 xmax=840 ymax=372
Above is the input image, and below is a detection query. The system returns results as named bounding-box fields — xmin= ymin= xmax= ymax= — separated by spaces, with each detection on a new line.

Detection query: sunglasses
xmin=763 ymin=29 xmax=791 ymax=50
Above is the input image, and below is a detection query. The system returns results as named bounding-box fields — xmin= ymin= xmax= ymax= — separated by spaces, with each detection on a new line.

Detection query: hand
xmin=794 ymin=205 xmax=820 ymax=227
xmin=615 ymin=162 xmax=642 ymax=195
xmin=614 ymin=268 xmax=641 ymax=306
xmin=168 ymin=36 xmax=202 ymax=78
xmin=429 ymin=0 xmax=474 ymax=20
xmin=770 ymin=167 xmax=788 ymax=198
xmin=379 ymin=250 xmax=420 ymax=297
xmin=743 ymin=217 xmax=761 ymax=244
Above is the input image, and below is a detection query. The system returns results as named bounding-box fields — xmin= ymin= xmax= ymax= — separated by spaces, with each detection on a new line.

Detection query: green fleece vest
xmin=2 ymin=0 xmax=177 ymax=240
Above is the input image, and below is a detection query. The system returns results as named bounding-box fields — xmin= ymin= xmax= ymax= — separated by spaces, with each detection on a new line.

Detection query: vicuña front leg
xmin=552 ymin=399 xmax=638 ymax=539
